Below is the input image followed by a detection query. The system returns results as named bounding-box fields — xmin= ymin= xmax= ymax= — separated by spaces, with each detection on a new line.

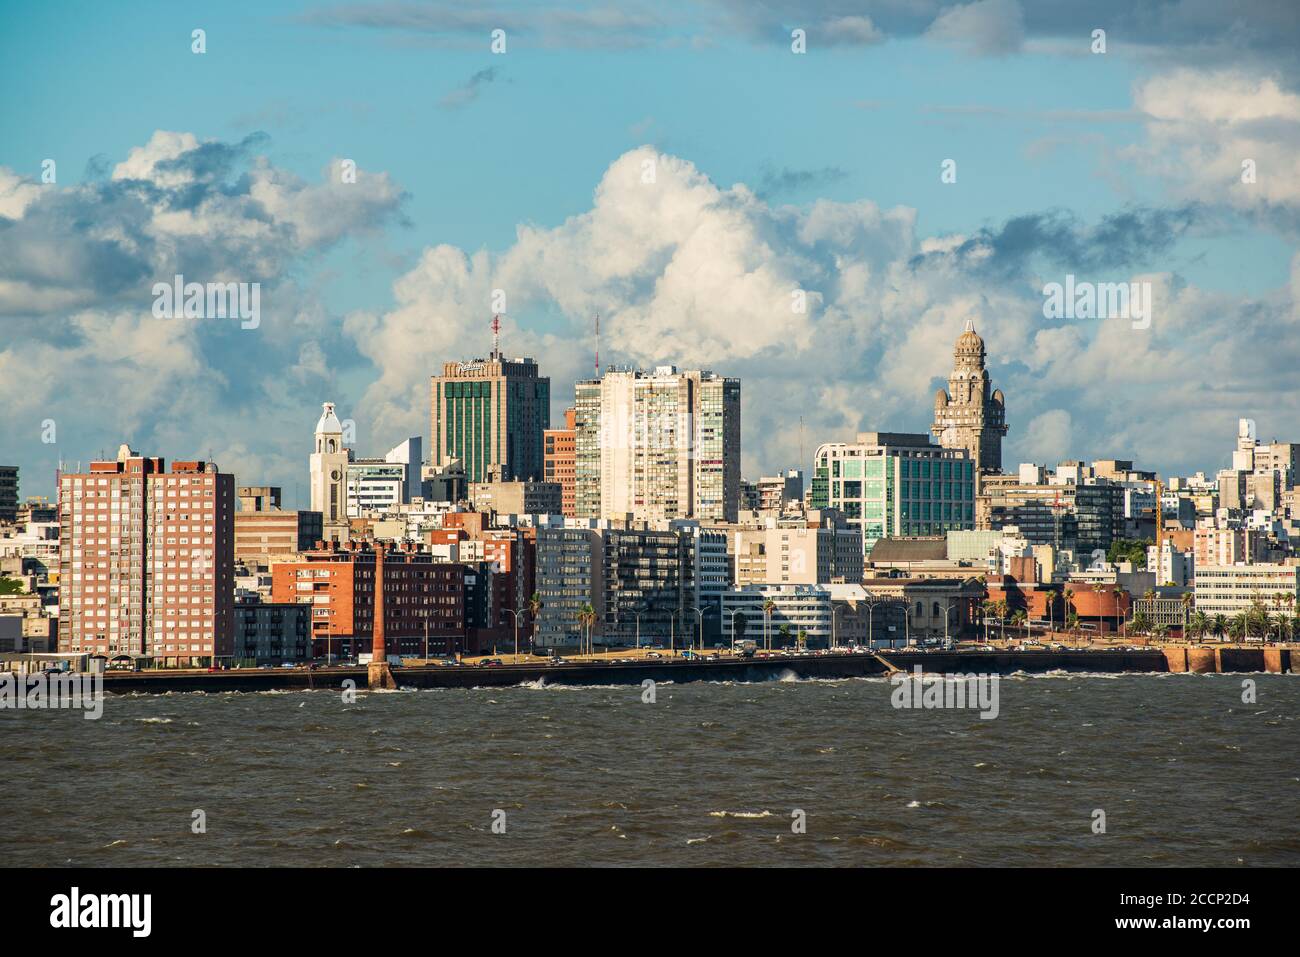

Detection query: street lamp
xmin=689 ymin=605 xmax=704 ymax=653
xmin=503 ymin=608 xmax=522 ymax=659
xmin=832 ymin=604 xmax=845 ymax=651
xmin=729 ymin=607 xmax=744 ymax=648
xmin=861 ymin=593 xmax=883 ymax=649
xmin=941 ymin=598 xmax=957 ymax=644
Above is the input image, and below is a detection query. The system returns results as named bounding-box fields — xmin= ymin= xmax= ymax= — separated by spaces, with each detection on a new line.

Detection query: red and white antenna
xmin=491 ymin=314 xmax=501 ymax=356
xmin=594 ymin=313 xmax=600 ymax=377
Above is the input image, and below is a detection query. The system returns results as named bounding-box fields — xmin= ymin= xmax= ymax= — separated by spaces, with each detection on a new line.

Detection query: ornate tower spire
xmin=932 ymin=321 xmax=1008 ymax=482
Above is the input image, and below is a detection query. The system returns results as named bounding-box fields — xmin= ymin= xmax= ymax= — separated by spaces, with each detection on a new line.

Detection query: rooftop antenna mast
xmin=595 ymin=313 xmax=600 ymax=377
xmin=491 ymin=314 xmax=501 ymax=357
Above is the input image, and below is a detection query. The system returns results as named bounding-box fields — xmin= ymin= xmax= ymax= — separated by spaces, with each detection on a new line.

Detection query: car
xmin=476 ymin=658 xmax=503 ymax=667
xmin=646 ymin=652 xmax=662 ymax=659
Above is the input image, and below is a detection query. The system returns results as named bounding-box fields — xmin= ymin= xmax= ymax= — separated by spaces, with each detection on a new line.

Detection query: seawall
xmin=89 ymin=647 xmax=1283 ymax=695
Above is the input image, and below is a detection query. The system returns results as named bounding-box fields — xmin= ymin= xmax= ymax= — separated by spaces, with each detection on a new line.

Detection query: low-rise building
xmin=469 ymin=480 xmax=563 ymax=516
xmin=1193 ymin=563 xmax=1300 ymax=618
xmin=233 ymin=601 xmax=312 ymax=665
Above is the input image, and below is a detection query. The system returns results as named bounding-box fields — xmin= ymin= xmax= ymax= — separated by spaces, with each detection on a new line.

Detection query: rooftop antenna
xmin=491 ymin=314 xmax=501 ymax=357
xmin=595 ymin=313 xmax=601 ymax=377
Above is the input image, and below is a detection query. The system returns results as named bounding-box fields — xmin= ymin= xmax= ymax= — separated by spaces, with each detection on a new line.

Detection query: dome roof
xmin=315 ymin=401 xmax=343 ymax=436
xmin=955 ymin=318 xmax=984 ymax=352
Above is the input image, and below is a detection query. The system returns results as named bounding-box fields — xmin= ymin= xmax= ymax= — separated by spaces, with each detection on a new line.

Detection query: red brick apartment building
xmin=271 ymin=540 xmax=465 ymax=658
xmin=58 ymin=446 xmax=234 ymax=667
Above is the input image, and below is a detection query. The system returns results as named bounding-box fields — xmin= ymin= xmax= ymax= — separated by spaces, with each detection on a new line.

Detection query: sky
xmin=1 ymin=0 xmax=1298 ymax=507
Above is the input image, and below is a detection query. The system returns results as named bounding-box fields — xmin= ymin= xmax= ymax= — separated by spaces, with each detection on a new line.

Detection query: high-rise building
xmin=309 ymin=402 xmax=350 ymax=541
xmin=544 ymin=408 xmax=577 ymax=517
xmin=0 ymin=466 xmax=19 ymax=524
xmin=812 ymin=432 xmax=975 ymax=557
xmin=574 ymin=366 xmax=741 ymax=523
xmin=57 ymin=445 xmax=234 ymax=667
xmin=534 ymin=526 xmax=602 ymax=651
xmin=932 ymin=320 xmax=1007 ymax=482
xmin=430 ymin=342 xmax=550 ymax=484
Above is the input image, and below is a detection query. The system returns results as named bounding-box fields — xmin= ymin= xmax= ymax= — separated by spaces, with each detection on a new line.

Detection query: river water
xmin=4 ymin=672 xmax=1298 ymax=866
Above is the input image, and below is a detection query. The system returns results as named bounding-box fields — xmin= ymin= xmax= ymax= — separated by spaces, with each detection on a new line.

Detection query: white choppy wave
xmin=708 ymin=810 xmax=773 ymax=819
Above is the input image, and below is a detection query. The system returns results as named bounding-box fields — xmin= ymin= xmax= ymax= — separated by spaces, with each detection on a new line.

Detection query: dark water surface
xmin=4 ymin=673 xmax=1298 ymax=867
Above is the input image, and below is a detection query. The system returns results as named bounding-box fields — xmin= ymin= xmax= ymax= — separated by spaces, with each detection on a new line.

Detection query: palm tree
xmin=1212 ymin=614 xmax=1227 ymax=641
xmin=763 ymin=598 xmax=776 ymax=652
xmin=576 ymin=602 xmax=596 ymax=656
xmin=1010 ymin=609 xmax=1028 ymax=640
xmin=1188 ymin=610 xmax=1209 ymax=643
xmin=528 ymin=592 xmax=543 ymax=654
xmin=778 ymin=623 xmax=792 ymax=649
xmin=978 ymin=599 xmax=994 ymax=643
xmin=1131 ymin=611 xmax=1151 ymax=635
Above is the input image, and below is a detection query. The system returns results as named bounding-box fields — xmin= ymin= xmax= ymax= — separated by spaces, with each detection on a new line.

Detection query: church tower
xmin=309 ymin=401 xmax=351 ymax=541
xmin=932 ymin=320 xmax=1007 ymax=483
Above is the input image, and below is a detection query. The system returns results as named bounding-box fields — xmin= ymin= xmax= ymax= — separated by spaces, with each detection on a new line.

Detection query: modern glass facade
xmin=431 ymin=354 xmax=549 ymax=484
xmin=813 ymin=433 xmax=975 ymax=557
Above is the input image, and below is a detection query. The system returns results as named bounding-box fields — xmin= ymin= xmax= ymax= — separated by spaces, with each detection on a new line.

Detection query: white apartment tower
xmin=574 ymin=366 xmax=741 ymax=523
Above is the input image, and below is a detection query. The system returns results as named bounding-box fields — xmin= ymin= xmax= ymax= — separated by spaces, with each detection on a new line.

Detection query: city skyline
xmin=3 ymin=1 xmax=1298 ymax=502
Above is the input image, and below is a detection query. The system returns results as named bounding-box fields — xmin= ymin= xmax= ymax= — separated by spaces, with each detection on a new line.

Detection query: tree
xmin=762 ymin=598 xmax=776 ymax=651
xmin=1188 ymin=610 xmax=1209 ymax=642
xmin=1212 ymin=614 xmax=1227 ymax=640
xmin=1131 ymin=611 xmax=1151 ymax=634
xmin=0 ymin=576 xmax=24 ymax=596
xmin=734 ymin=610 xmax=748 ymax=640
xmin=778 ymin=623 xmax=792 ymax=648
xmin=576 ymin=603 xmax=596 ymax=655
xmin=1106 ymin=538 xmax=1151 ymax=569
xmin=528 ymin=592 xmax=543 ymax=653
xmin=1010 ymin=609 xmax=1028 ymax=639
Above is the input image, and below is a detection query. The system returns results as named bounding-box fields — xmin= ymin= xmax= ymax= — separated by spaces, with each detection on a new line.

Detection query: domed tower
xmin=932 ymin=320 xmax=1007 ymax=482
xmin=309 ymin=401 xmax=351 ymax=541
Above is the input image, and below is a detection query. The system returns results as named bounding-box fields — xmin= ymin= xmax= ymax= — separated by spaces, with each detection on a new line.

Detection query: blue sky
xmin=2 ymin=0 xmax=1298 ymax=504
